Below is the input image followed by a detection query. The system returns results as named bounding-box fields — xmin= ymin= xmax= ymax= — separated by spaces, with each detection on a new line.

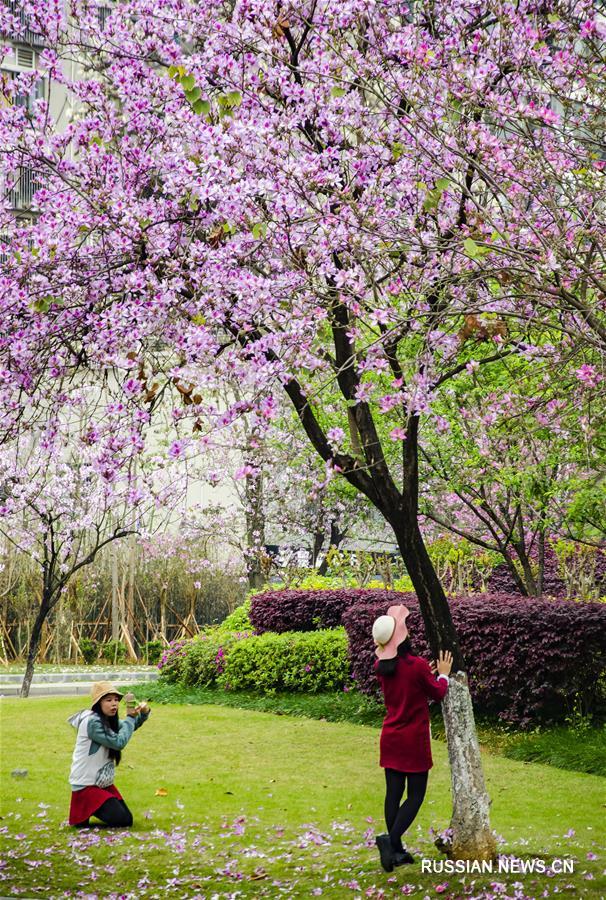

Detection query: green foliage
xmin=294 ymin=572 xmax=356 ymax=589
xmin=552 ymin=539 xmax=606 ymax=600
xmin=220 ymin=598 xmax=252 ymax=631
xmin=218 ymin=628 xmax=350 ymax=694
xmin=178 ymin=630 xmax=250 ymax=687
xmin=503 ymin=725 xmax=606 ymax=777
xmin=386 ymin=576 xmax=414 ymax=592
xmin=101 ymin=640 xmax=127 ymax=663
xmin=144 ymin=680 xmax=384 ymax=726
xmin=78 ymin=638 xmax=99 ymax=665
xmin=142 ymin=682 xmax=606 ymax=777
xmin=427 ymin=537 xmax=500 ymax=594
xmin=142 ymin=640 xmax=164 ymax=665
xmin=167 ymin=66 xmax=211 ymax=116
xmin=462 ymin=236 xmax=494 ymax=258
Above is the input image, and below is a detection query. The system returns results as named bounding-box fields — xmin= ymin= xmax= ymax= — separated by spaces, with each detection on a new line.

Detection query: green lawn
xmin=1 ymin=696 xmax=604 ymax=899
xmin=142 ymin=682 xmax=606 ymax=777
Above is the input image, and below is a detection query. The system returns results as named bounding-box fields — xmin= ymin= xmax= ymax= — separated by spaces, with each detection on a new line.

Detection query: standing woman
xmin=372 ymin=605 xmax=452 ymax=871
xmin=68 ymin=681 xmax=150 ymax=828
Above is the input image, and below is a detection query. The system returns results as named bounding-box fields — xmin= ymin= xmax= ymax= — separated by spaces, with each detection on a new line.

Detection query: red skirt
xmin=69 ymin=784 xmax=123 ymax=826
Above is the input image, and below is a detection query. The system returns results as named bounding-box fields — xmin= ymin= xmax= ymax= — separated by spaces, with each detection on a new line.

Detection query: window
xmin=1 ymin=69 xmax=46 ymax=112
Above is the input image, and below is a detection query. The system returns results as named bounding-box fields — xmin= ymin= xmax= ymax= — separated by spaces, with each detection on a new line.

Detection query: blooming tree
xmin=418 ymin=355 xmax=603 ymax=595
xmin=2 ymin=0 xmax=606 ymax=858
xmin=191 ymin=390 xmax=386 ymax=586
xmin=0 ymin=386 xmax=185 ymax=695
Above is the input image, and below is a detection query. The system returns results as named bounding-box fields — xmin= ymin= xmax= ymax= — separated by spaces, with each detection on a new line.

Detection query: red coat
xmin=375 ymin=654 xmax=448 ymax=773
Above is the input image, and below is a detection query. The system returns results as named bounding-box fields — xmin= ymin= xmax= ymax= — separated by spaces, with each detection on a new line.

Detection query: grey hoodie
xmin=68 ymin=708 xmax=149 ymax=790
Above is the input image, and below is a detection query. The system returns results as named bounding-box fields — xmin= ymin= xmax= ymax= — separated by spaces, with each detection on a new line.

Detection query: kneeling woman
xmin=372 ymin=606 xmax=452 ymax=871
xmin=68 ymin=681 xmax=150 ymax=828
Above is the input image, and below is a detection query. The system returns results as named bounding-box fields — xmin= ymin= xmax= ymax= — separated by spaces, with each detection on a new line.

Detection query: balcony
xmin=2 ymin=0 xmax=45 ymax=46
xmin=5 ymin=167 xmax=43 ymax=211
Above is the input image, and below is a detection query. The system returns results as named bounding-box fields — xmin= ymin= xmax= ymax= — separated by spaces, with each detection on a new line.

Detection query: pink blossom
xmin=575 ymin=365 xmax=602 ymax=388
xmin=234 ymin=464 xmax=257 ymax=479
xmin=326 ymin=427 xmax=346 ymax=449
xmin=168 ymin=440 xmax=186 ymax=459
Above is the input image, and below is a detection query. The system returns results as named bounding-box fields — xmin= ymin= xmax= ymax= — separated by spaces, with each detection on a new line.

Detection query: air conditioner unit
xmin=16 ymin=47 xmax=34 ymax=69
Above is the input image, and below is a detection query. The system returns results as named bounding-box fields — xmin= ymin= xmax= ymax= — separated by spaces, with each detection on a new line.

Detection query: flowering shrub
xmin=218 ymin=629 xmax=350 ymax=694
xmin=342 ymin=593 xmax=606 ymax=727
xmin=157 ymin=639 xmax=189 ymax=682
xmin=250 ymin=589 xmax=408 ymax=634
xmin=158 ymin=630 xmax=252 ymax=686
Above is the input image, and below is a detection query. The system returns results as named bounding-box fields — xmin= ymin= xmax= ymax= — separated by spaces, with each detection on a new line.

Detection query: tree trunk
xmin=126 ymin=533 xmax=136 ymax=651
xmin=537 ymin=530 xmax=545 ymax=597
xmin=244 ymin=467 xmax=266 ymax=590
xmin=311 ymin=527 xmax=325 ymax=568
xmin=392 ymin=518 xmax=496 ymax=862
xmin=501 ymin=548 xmax=530 ymax=597
xmin=111 ymin=544 xmax=120 ymax=642
xmin=318 ymin=520 xmax=344 ymax=576
xmin=442 ymin=673 xmax=496 ymax=860
xmin=392 ymin=518 xmax=462 ymax=663
xmin=20 ymin=593 xmax=52 ymax=698
xmin=160 ymin=586 xmax=167 ymax=642
xmin=514 ymin=544 xmax=538 ymax=597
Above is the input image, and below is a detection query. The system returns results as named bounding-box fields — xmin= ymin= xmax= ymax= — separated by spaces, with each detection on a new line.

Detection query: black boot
xmin=394 ymin=849 xmax=415 ymax=865
xmin=375 ymin=833 xmax=395 ymax=872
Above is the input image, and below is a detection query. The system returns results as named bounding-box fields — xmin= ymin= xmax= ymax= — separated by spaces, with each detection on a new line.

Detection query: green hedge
xmin=217 ymin=628 xmax=350 ymax=694
xmin=219 ymin=598 xmax=252 ymax=632
xmin=161 ymin=631 xmax=248 ymax=687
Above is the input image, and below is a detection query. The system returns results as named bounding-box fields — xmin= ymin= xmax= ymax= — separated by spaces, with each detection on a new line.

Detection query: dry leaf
xmin=272 ymin=17 xmax=290 ymax=38
xmin=155 ymin=788 xmax=168 ymax=796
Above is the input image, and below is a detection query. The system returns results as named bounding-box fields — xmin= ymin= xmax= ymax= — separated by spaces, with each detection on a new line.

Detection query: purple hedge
xmin=249 ymin=588 xmax=406 ymax=634
xmin=342 ymin=593 xmax=606 ymax=727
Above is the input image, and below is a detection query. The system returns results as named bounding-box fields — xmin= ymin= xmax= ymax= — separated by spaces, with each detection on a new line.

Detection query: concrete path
xmin=0 ymin=668 xmax=159 ymax=697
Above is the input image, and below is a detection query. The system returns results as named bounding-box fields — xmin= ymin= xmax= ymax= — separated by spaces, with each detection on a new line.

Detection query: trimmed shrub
xmin=142 ymin=640 xmax=164 ymax=665
xmin=220 ymin=598 xmax=253 ymax=632
xmin=342 ymin=594 xmax=606 ymax=727
xmin=218 ymin=628 xmax=350 ymax=694
xmin=79 ymin=638 xmax=99 ymax=664
xmin=158 ymin=629 xmax=252 ymax=686
xmin=250 ymin=588 xmax=408 ymax=634
xmin=100 ymin=640 xmax=127 ymax=663
xmin=157 ymin=638 xmax=189 ymax=682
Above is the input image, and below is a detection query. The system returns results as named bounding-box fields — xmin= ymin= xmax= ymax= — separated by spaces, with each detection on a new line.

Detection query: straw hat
xmin=91 ymin=681 xmax=124 ymax=707
xmin=372 ymin=605 xmax=410 ymax=659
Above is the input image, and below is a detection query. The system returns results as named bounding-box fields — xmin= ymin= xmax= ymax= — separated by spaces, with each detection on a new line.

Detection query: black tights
xmin=76 ymin=798 xmax=133 ymax=828
xmin=384 ymin=769 xmax=428 ymax=851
